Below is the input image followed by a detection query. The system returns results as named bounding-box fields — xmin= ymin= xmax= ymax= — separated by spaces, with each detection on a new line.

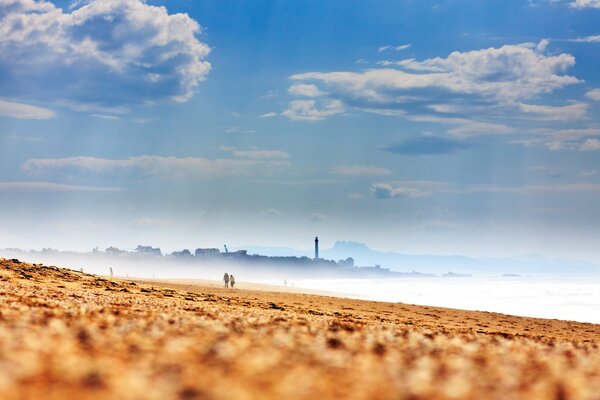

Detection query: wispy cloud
xmin=132 ymin=217 xmax=172 ymax=227
xmin=518 ymin=102 xmax=588 ymax=121
xmin=330 ymin=165 xmax=391 ymax=176
xmin=569 ymin=0 xmax=600 ymax=9
xmin=371 ymin=183 xmax=429 ymax=199
xmin=581 ymin=170 xmax=598 ymax=177
xmin=585 ymin=89 xmax=600 ymax=101
xmin=91 ymin=114 xmax=121 ymax=120
xmin=378 ymin=44 xmax=411 ymax=52
xmin=22 ymin=155 xmax=290 ymax=178
xmin=221 ymin=147 xmax=290 ymax=160
xmin=0 ymin=100 xmax=55 ymax=120
xmin=0 ymin=181 xmax=123 ymax=192
xmin=288 ymin=84 xmax=325 ymax=97
xmin=463 ymin=182 xmax=600 ymax=194
xmin=258 ymin=112 xmax=278 ymax=118
xmin=579 ymin=138 xmax=600 ymax=151
xmin=569 ymin=34 xmax=600 ymax=43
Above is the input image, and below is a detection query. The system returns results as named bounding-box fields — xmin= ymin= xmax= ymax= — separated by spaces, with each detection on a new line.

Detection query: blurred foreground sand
xmin=0 ymin=258 xmax=599 ymax=399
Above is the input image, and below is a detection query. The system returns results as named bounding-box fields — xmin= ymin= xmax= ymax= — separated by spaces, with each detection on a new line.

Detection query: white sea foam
xmin=276 ymin=276 xmax=600 ymax=324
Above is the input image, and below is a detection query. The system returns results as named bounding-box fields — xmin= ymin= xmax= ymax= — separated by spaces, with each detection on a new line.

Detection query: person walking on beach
xmin=230 ymin=274 xmax=236 ymax=289
xmin=223 ymin=272 xmax=230 ymax=288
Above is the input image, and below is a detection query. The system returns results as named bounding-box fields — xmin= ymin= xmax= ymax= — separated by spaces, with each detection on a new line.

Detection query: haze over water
xmin=281 ymin=276 xmax=600 ymax=324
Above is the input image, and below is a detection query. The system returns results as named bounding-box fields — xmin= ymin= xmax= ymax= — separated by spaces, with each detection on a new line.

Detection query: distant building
xmin=171 ymin=249 xmax=192 ymax=258
xmin=105 ymin=246 xmax=126 ymax=255
xmin=223 ymin=250 xmax=248 ymax=259
xmin=314 ymin=236 xmax=319 ymax=260
xmin=134 ymin=245 xmax=162 ymax=256
xmin=195 ymin=248 xmax=221 ymax=257
xmin=337 ymin=257 xmax=355 ymax=268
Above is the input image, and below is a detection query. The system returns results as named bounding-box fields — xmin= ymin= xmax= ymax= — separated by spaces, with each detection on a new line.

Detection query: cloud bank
xmin=292 ymin=43 xmax=577 ymax=104
xmin=22 ymin=154 xmax=290 ymax=178
xmin=0 ymin=0 xmax=211 ymax=107
xmin=286 ymin=42 xmax=581 ymax=127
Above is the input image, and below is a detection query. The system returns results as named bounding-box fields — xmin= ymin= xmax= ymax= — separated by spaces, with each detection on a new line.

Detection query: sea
xmin=265 ymin=275 xmax=600 ymax=324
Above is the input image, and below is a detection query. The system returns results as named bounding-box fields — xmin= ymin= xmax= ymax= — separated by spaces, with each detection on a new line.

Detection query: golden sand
xmin=0 ymin=258 xmax=599 ymax=399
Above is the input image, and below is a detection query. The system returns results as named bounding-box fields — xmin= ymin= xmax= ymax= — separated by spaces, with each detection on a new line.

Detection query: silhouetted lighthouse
xmin=314 ymin=236 xmax=319 ymax=260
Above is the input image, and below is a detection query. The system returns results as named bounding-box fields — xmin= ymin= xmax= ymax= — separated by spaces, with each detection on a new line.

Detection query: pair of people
xmin=223 ymin=272 xmax=236 ymax=289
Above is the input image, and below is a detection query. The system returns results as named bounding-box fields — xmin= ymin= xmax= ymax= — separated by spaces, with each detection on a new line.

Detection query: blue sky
xmin=1 ymin=0 xmax=600 ymax=260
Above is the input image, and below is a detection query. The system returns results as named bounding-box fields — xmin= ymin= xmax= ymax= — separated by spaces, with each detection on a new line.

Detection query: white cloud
xmin=585 ymin=89 xmax=600 ymax=101
xmin=55 ymin=100 xmax=129 ymax=115
xmin=349 ymin=193 xmax=365 ymax=200
xmin=541 ymin=127 xmax=600 ymax=138
xmin=9 ymin=134 xmax=43 ymax=143
xmin=0 ymin=181 xmax=122 ymax=192
xmin=258 ymin=112 xmax=277 ymax=118
xmin=580 ymin=138 xmax=600 ymax=151
xmin=379 ymin=44 xmax=411 ymax=52
xmin=223 ymin=126 xmax=256 ymax=134
xmin=529 ymin=127 xmax=600 ymax=151
xmin=449 ymin=121 xmax=514 ymax=137
xmin=292 ymin=43 xmax=578 ymax=105
xmin=330 ymin=165 xmax=391 ymax=176
xmin=581 ymin=170 xmax=598 ymax=177
xmin=22 ymin=155 xmax=290 ymax=177
xmin=265 ymin=208 xmax=282 ymax=216
xmin=569 ymin=34 xmax=600 ymax=43
xmin=91 ymin=114 xmax=121 ymax=120
xmin=570 ymin=0 xmax=600 ymax=8
xmin=537 ymin=39 xmax=550 ymax=52
xmin=404 ymin=114 xmax=513 ymax=137
xmin=371 ymin=183 xmax=428 ymax=199
xmin=519 ymin=102 xmax=588 ymax=121
xmin=428 ymin=104 xmax=461 ymax=113
xmin=221 ymin=147 xmax=290 ymax=160
xmin=309 ymin=212 xmax=326 ymax=223
xmin=282 ymin=99 xmax=344 ymax=121
xmin=545 ymin=140 xmax=576 ymax=151
xmin=0 ymin=0 xmax=210 ymax=107
xmin=465 ymin=182 xmax=600 ymax=194
xmin=288 ymin=84 xmax=325 ymax=97
xmin=0 ymin=99 xmax=54 ymax=119
xmin=132 ymin=217 xmax=171 ymax=227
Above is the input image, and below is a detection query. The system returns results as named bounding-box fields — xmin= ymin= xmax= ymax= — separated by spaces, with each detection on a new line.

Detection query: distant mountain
xmin=240 ymin=241 xmax=600 ymax=275
xmin=321 ymin=241 xmax=482 ymax=273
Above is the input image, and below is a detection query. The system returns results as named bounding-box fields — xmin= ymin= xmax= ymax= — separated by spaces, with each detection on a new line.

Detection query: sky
xmin=1 ymin=0 xmax=600 ymax=260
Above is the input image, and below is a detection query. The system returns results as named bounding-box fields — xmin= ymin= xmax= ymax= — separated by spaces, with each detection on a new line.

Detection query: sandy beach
xmin=1 ymin=257 xmax=599 ymax=400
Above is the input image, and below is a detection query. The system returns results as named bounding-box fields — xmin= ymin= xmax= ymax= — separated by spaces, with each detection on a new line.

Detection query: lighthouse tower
xmin=314 ymin=236 xmax=319 ymax=260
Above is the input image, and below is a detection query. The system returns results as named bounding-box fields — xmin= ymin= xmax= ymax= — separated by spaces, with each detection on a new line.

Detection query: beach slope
xmin=0 ymin=258 xmax=598 ymax=399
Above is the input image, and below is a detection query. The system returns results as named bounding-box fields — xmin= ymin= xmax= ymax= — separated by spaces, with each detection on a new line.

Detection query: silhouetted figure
xmin=230 ymin=274 xmax=235 ymax=289
xmin=223 ymin=272 xmax=230 ymax=288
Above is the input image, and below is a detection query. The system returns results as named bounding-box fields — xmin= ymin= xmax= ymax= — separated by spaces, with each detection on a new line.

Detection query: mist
xmin=3 ymin=246 xmax=600 ymax=324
